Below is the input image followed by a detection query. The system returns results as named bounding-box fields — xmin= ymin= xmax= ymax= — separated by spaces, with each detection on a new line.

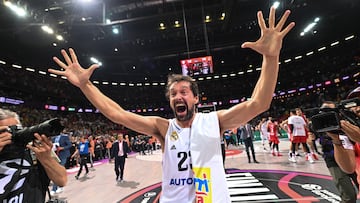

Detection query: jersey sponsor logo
xmin=170 ymin=145 xmax=176 ymax=150
xmin=193 ymin=167 xmax=212 ymax=203
xmin=169 ymin=177 xmax=194 ymax=186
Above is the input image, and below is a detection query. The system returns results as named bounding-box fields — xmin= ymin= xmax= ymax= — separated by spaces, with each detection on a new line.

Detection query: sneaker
xmin=308 ymin=155 xmax=314 ymax=163
xmin=75 ymin=175 xmax=79 ymax=180
xmin=290 ymin=156 xmax=297 ymax=163
xmin=50 ymin=191 xmax=56 ymax=196
xmin=55 ymin=187 xmax=63 ymax=193
xmin=272 ymin=152 xmax=276 ymax=156
xmin=312 ymin=153 xmax=319 ymax=160
xmin=277 ymin=153 xmax=282 ymax=156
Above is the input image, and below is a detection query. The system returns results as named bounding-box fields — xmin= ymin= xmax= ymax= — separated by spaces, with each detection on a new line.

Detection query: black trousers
xmin=114 ymin=155 xmax=126 ymax=180
xmin=244 ymin=138 xmax=256 ymax=162
xmin=77 ymin=154 xmax=89 ymax=176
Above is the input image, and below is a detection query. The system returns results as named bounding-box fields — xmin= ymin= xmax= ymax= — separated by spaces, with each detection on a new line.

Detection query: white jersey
xmin=161 ymin=112 xmax=230 ymax=203
xmin=260 ymin=121 xmax=269 ymax=138
xmin=287 ymin=115 xmax=306 ymax=136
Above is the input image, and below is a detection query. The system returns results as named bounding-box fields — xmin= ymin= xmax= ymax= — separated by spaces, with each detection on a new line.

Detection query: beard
xmin=173 ymin=103 xmax=196 ymax=121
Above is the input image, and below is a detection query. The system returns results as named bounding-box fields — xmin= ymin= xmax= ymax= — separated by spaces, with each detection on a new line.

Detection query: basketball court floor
xmin=49 ymin=139 xmax=357 ymax=203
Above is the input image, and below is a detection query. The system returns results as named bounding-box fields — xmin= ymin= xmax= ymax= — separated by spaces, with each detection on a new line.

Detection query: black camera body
xmin=310 ymin=98 xmax=360 ymax=133
xmin=8 ymin=118 xmax=64 ymax=146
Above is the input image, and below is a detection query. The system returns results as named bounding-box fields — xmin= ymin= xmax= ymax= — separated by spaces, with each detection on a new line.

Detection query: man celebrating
xmin=49 ymin=7 xmax=294 ymax=203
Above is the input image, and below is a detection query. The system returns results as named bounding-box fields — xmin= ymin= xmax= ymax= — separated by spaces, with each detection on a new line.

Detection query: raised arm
xmin=48 ymin=49 xmax=168 ymax=143
xmin=218 ymin=7 xmax=295 ymax=131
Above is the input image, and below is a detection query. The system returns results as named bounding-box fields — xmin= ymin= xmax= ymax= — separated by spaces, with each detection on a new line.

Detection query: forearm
xmin=80 ymin=81 xmax=126 ymax=122
xmin=40 ymin=157 xmax=67 ymax=186
xmin=332 ymin=138 xmax=356 ymax=173
xmin=250 ymin=56 xmax=279 ymax=111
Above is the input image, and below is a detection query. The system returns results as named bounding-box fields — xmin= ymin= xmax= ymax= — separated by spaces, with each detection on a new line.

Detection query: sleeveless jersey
xmin=161 ymin=112 xmax=230 ymax=203
xmin=267 ymin=122 xmax=279 ymax=143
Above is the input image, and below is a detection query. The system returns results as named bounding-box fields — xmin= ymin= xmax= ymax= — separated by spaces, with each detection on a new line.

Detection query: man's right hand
xmin=0 ymin=126 xmax=12 ymax=152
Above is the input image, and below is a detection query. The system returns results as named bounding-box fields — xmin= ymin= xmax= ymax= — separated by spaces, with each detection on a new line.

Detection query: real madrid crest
xmin=170 ymin=131 xmax=179 ymax=141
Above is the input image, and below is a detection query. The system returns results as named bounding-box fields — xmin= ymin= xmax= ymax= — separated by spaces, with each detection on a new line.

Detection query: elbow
xmin=338 ymin=163 xmax=356 ymax=174
xmin=250 ymin=100 xmax=270 ymax=114
xmin=55 ymin=167 xmax=68 ymax=186
xmin=342 ymin=168 xmax=355 ymax=174
xmin=56 ymin=175 xmax=68 ymax=187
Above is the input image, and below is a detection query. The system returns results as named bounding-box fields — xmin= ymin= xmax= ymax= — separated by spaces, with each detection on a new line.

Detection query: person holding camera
xmin=316 ymin=101 xmax=358 ymax=203
xmin=340 ymin=87 xmax=360 ymax=143
xmin=0 ymin=108 xmax=67 ymax=203
xmin=324 ymin=86 xmax=360 ymax=198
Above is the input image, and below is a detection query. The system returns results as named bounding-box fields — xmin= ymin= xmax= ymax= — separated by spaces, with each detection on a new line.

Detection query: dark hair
xmin=165 ymin=74 xmax=199 ymax=100
xmin=290 ymin=109 xmax=297 ymax=115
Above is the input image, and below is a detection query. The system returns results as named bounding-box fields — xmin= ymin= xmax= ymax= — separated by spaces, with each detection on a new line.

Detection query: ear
xmin=194 ymin=95 xmax=199 ymax=104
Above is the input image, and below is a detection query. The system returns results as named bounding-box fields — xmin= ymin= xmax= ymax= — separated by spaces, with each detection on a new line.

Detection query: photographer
xmin=0 ymin=108 xmax=67 ymax=202
xmin=326 ymin=87 xmax=360 ymax=173
xmin=333 ymin=87 xmax=360 ymax=196
xmin=341 ymin=86 xmax=360 ymax=143
xmin=317 ymin=101 xmax=358 ymax=203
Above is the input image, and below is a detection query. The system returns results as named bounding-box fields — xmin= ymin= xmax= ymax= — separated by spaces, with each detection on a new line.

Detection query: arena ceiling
xmin=0 ymin=0 xmax=359 ymax=83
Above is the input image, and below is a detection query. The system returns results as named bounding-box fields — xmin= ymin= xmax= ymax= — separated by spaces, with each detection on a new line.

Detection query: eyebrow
xmin=170 ymin=85 xmax=190 ymax=91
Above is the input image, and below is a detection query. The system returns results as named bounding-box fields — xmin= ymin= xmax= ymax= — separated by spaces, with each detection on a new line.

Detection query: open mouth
xmin=175 ymin=103 xmax=187 ymax=113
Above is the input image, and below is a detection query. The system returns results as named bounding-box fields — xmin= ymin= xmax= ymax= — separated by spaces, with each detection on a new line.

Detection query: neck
xmin=176 ymin=114 xmax=195 ymax=128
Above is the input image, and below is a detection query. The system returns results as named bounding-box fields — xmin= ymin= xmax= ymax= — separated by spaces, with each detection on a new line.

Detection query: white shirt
xmin=288 ymin=115 xmax=306 ymax=136
xmin=118 ymin=141 xmax=124 ymax=157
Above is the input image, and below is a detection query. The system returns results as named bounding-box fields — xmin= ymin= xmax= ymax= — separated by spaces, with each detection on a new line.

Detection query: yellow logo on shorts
xmin=193 ymin=167 xmax=212 ymax=203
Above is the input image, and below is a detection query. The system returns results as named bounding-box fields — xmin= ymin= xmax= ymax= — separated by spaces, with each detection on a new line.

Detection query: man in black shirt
xmin=0 ymin=108 xmax=67 ymax=203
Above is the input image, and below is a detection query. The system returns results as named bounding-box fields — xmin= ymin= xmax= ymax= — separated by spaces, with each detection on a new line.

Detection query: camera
xmin=310 ymin=98 xmax=360 ymax=133
xmin=8 ymin=118 xmax=64 ymax=146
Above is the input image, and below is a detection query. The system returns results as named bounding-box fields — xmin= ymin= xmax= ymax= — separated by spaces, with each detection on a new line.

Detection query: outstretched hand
xmin=242 ymin=7 xmax=295 ymax=57
xmin=48 ymin=48 xmax=99 ymax=88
